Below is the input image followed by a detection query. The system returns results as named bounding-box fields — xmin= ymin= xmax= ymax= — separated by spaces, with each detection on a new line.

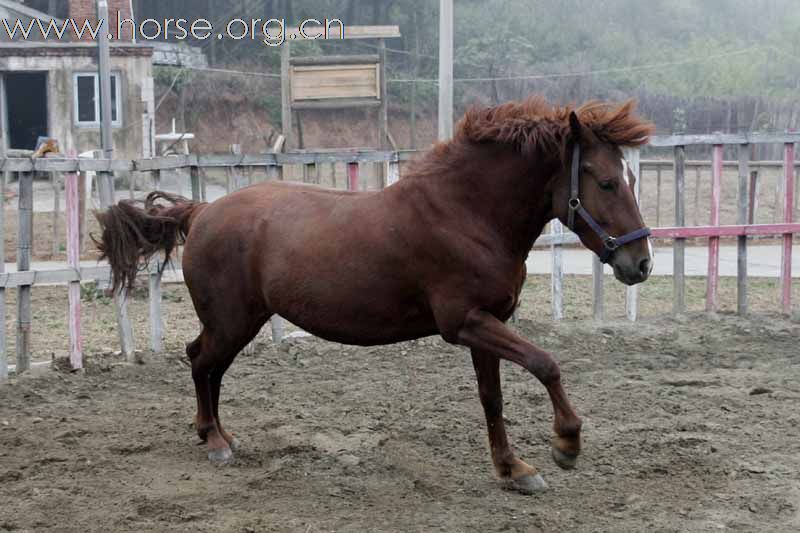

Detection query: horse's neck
xmin=409 ymin=144 xmax=559 ymax=258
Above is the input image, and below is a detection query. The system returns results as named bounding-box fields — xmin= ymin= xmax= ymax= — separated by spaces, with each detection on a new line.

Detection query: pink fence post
xmin=347 ymin=162 xmax=360 ymax=192
xmin=706 ymin=144 xmax=723 ymax=312
xmin=782 ymin=142 xmax=795 ymax=315
xmin=65 ymin=152 xmax=82 ymax=370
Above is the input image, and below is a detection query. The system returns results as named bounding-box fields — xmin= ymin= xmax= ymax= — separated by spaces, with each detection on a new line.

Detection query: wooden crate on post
xmin=279 ymin=25 xmax=401 ymax=154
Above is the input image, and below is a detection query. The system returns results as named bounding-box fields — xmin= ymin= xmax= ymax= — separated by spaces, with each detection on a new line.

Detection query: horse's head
xmin=554 ymin=111 xmax=653 ymax=286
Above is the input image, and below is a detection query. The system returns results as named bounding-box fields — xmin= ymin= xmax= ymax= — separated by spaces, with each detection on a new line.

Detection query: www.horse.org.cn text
xmin=0 ymin=13 xmax=345 ymax=47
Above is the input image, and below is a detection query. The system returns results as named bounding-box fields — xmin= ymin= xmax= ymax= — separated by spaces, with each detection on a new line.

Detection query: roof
xmin=0 ymin=41 xmax=154 ymax=58
xmin=0 ymin=0 xmax=64 ymax=24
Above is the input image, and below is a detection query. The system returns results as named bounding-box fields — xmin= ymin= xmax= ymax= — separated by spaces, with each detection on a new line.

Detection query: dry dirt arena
xmin=1 ymin=283 xmax=800 ymax=532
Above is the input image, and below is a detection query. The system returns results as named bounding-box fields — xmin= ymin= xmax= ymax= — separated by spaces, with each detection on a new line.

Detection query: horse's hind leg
xmin=472 ymin=349 xmax=548 ymax=494
xmin=187 ymin=329 xmax=231 ymax=462
xmin=209 ymin=318 xmax=268 ymax=451
xmin=187 ymin=316 xmax=266 ymax=463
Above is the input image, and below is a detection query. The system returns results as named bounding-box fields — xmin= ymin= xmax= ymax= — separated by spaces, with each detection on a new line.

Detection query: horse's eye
xmin=599 ymin=179 xmax=616 ymax=192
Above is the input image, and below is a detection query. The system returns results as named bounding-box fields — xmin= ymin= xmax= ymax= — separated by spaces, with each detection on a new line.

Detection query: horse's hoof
xmin=229 ymin=437 xmax=241 ymax=451
xmin=208 ymin=446 xmax=233 ymax=464
xmin=505 ymin=473 xmax=548 ymax=494
xmin=551 ymin=446 xmax=578 ymax=470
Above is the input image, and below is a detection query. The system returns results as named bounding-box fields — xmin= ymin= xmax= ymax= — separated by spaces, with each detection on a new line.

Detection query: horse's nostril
xmin=638 ymin=258 xmax=651 ymax=277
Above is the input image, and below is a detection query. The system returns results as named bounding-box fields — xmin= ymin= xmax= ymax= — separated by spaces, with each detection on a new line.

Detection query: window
xmin=74 ymin=73 xmax=122 ymax=126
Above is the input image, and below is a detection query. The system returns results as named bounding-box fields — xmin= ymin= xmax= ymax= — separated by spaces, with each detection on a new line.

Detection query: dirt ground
xmin=1 ymin=277 xmax=799 ymax=532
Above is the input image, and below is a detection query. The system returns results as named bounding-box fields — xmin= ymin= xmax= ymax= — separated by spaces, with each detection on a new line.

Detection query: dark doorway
xmin=5 ymin=72 xmax=48 ymax=151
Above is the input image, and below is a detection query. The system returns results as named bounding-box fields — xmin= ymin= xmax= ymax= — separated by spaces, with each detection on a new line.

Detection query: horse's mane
xmin=408 ymin=97 xmax=654 ymax=179
xmin=458 ymin=96 xmax=654 ymax=156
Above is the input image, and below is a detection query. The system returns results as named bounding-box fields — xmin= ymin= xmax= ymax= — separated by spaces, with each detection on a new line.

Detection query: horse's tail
xmin=93 ymin=191 xmax=207 ymax=292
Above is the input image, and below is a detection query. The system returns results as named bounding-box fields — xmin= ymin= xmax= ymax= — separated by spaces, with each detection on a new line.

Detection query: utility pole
xmin=97 ymin=0 xmax=135 ymax=359
xmin=437 ymin=0 xmax=453 ymax=141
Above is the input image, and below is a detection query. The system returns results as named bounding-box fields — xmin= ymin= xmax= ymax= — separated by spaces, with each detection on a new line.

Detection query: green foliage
xmin=81 ymin=282 xmax=111 ymax=305
xmin=149 ymin=1 xmax=799 ymax=111
xmin=154 ymin=67 xmax=194 ymax=92
xmin=257 ymin=91 xmax=283 ymax=125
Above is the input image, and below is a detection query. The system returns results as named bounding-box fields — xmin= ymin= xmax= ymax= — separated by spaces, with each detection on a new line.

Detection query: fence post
xmin=551 ymin=220 xmax=564 ymax=320
xmin=386 ymin=157 xmax=400 ymax=187
xmin=271 ymin=315 xmax=284 ymax=344
xmin=148 ymin=260 xmax=163 ymax=353
xmin=781 ymin=141 xmax=795 ymax=315
xmin=151 ymin=168 xmax=161 ymax=190
xmin=65 ymin=163 xmax=82 ymax=370
xmin=226 ymin=144 xmax=242 ymax=194
xmin=0 ymin=170 xmax=6 ymax=382
xmin=673 ymin=146 xmax=686 ymax=314
xmin=97 ymin=166 xmax=135 ymax=360
xmin=737 ymin=144 xmax=750 ymax=316
xmin=706 ymin=144 xmax=723 ymax=312
xmin=655 ymin=165 xmax=662 ymax=228
xmin=592 ymin=256 xmax=604 ymax=321
xmin=774 ymin=162 xmax=784 ymax=223
xmin=148 ymin=169 xmax=163 ymax=353
xmin=304 ymin=162 xmax=318 ymax=185
xmin=51 ymin=171 xmax=60 ymax=257
xmin=694 ymin=166 xmax=701 ymax=226
xmin=748 ymin=170 xmax=760 ymax=224
xmin=266 ymin=163 xmax=280 ymax=183
xmin=190 ymin=165 xmax=201 ymax=202
xmin=16 ymin=170 xmax=33 ymax=374
xmin=625 ymin=147 xmax=641 ymax=322
xmin=347 ymin=162 xmax=360 ymax=191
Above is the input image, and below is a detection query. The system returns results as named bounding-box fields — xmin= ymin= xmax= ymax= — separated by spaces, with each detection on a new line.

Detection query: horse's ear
xmin=569 ymin=111 xmax=583 ymax=140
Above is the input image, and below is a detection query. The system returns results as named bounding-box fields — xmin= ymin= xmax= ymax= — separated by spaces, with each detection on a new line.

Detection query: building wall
xmin=69 ymin=0 xmax=134 ymax=41
xmin=0 ymin=48 xmax=154 ymax=158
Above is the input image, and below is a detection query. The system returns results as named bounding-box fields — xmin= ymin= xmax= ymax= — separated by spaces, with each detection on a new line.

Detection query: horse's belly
xmin=275 ymin=293 xmax=438 ymax=347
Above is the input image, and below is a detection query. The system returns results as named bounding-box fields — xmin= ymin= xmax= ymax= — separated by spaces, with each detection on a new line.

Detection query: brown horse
xmin=95 ymin=97 xmax=654 ymax=494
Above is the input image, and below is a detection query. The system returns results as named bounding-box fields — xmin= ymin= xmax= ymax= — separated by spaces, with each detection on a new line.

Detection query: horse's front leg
xmin=457 ymin=309 xmax=583 ymax=486
xmin=472 ymin=350 xmax=548 ymax=493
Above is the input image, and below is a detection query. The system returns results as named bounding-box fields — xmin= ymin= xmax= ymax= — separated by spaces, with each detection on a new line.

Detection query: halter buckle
xmin=603 ymin=236 xmax=619 ymax=251
xmin=568 ymin=198 xmax=581 ymax=211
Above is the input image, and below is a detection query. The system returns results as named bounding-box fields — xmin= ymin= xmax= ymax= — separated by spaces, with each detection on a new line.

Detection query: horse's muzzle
xmin=611 ymin=246 xmax=653 ymax=286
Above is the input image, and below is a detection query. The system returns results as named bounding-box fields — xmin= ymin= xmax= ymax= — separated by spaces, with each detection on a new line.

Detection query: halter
xmin=567 ymin=144 xmax=651 ymax=264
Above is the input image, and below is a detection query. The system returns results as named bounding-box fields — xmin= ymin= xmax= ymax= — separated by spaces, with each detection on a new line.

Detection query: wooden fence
xmin=0 ymin=131 xmax=798 ymax=381
xmin=544 ymin=132 xmax=800 ymax=321
xmin=0 ymin=150 xmax=403 ymax=381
